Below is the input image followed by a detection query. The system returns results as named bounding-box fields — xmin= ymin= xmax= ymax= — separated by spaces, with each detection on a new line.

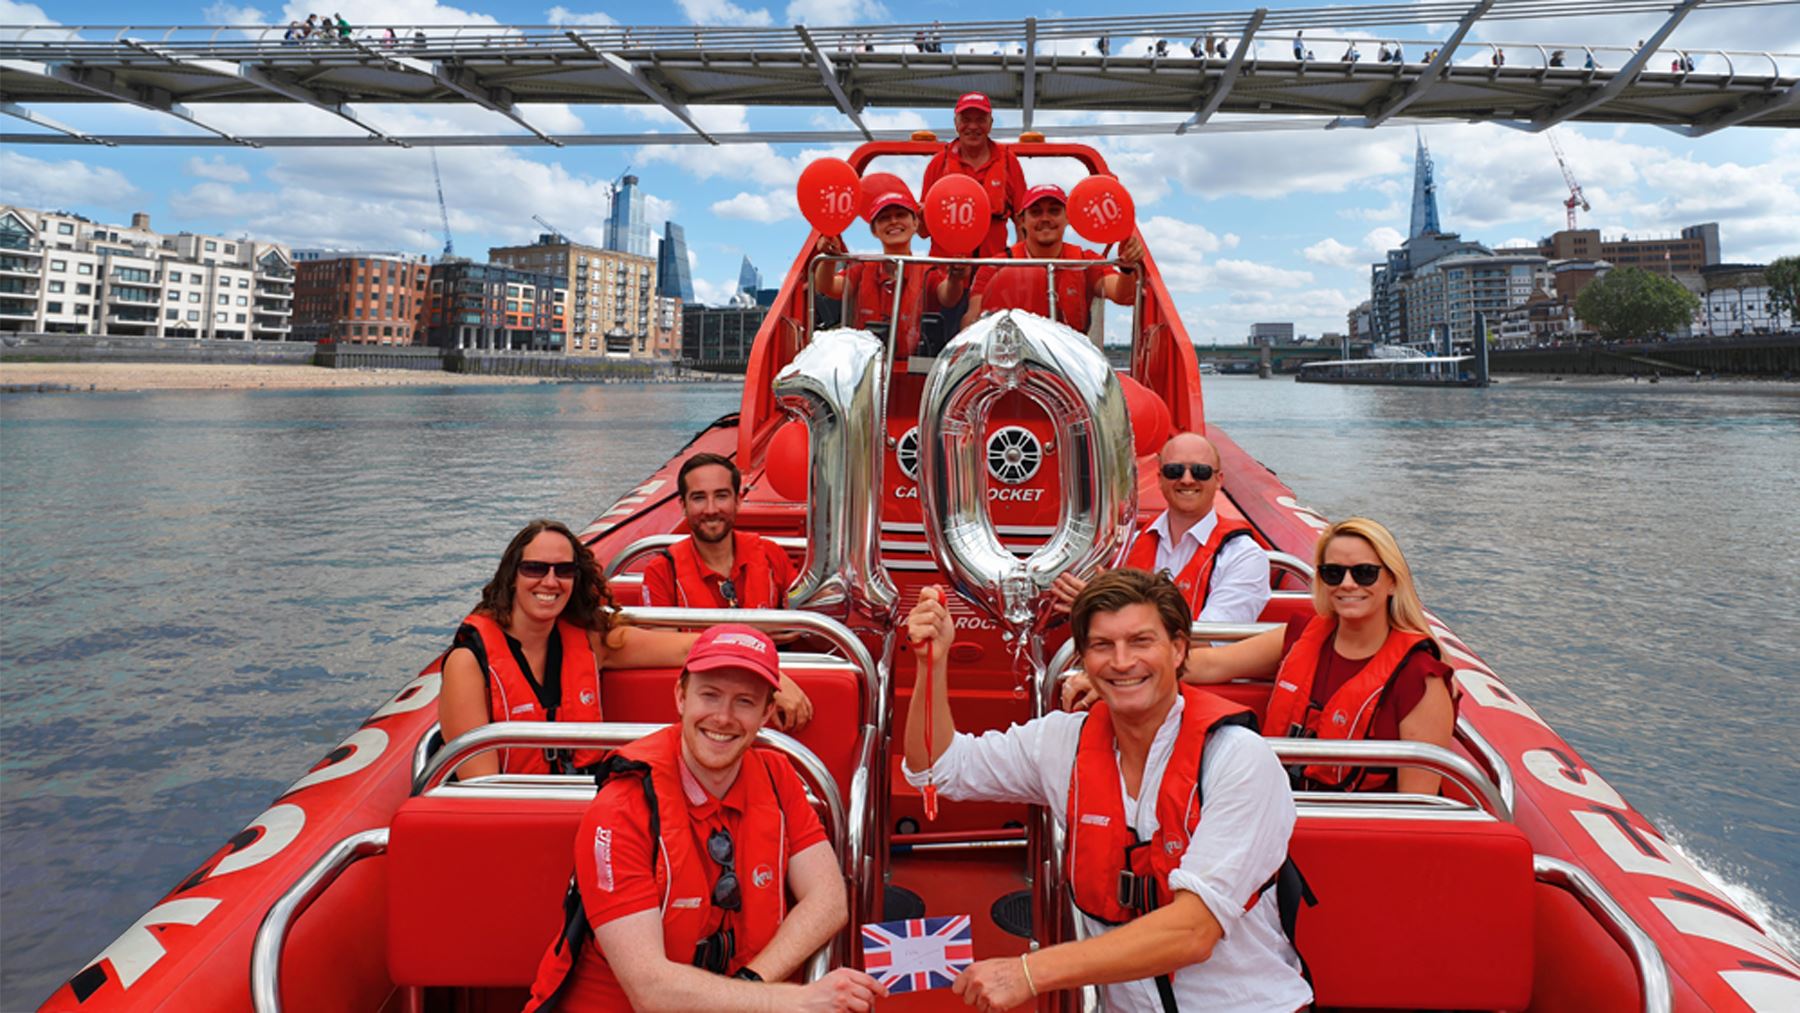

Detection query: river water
xmin=2 ymin=376 xmax=1796 ymax=1004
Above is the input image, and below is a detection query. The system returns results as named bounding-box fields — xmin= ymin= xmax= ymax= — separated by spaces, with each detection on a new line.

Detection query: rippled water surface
xmin=3 ymin=376 xmax=1797 ymax=1004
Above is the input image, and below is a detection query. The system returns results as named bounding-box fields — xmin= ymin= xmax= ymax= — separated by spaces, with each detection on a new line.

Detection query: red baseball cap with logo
xmin=865 ymin=190 xmax=920 ymax=220
xmin=1020 ymin=184 xmax=1068 ymax=212
xmin=954 ymin=92 xmax=993 ymax=115
xmin=684 ymin=624 xmax=782 ymax=690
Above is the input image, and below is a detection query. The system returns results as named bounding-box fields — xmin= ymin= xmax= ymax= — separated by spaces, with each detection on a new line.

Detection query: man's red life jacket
xmin=1065 ymin=685 xmax=1258 ymax=926
xmin=1124 ymin=518 xmax=1260 ymax=616
xmin=978 ymin=242 xmax=1108 ymax=333
xmin=922 ymin=139 xmax=1022 ymax=258
xmin=525 ymin=726 xmax=793 ymax=1010
xmin=459 ymin=612 xmax=603 ymax=774
xmin=663 ymin=531 xmax=786 ymax=609
xmin=1262 ymin=616 xmax=1438 ymax=791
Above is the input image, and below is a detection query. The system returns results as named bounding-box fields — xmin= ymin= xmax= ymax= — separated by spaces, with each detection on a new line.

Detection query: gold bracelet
xmin=1020 ymin=953 xmax=1038 ymax=996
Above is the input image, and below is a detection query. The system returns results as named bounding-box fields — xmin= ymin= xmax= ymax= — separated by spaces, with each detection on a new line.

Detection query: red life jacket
xmin=663 ymin=531 xmax=786 ymax=609
xmin=1065 ymin=685 xmax=1258 ymax=926
xmin=847 ymin=261 xmax=938 ymax=357
xmin=979 ymin=242 xmax=1105 ymax=333
xmin=459 ymin=612 xmax=603 ymax=775
xmin=1124 ymin=517 xmax=1260 ymax=615
xmin=1262 ymin=616 xmax=1438 ymax=791
xmin=525 ymin=726 xmax=793 ymax=1010
xmin=923 ymin=140 xmax=1019 ymax=258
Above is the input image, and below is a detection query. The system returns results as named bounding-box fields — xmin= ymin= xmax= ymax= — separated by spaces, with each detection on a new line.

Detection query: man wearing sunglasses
xmin=1052 ymin=432 xmax=1270 ymax=628
xmin=528 ymin=625 xmax=885 ymax=1012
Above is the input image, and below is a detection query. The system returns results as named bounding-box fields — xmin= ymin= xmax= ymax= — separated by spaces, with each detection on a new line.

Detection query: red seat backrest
xmin=601 ymin=662 xmax=867 ymax=813
xmin=387 ymin=794 xmax=587 ymax=988
xmin=1291 ymin=814 xmax=1534 ymax=1009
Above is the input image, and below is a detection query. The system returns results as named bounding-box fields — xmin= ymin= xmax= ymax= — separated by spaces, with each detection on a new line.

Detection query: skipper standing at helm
xmin=920 ymin=92 xmax=1027 ymax=260
xmin=1181 ymin=517 xmax=1456 ymax=795
xmin=437 ymin=519 xmax=700 ymax=780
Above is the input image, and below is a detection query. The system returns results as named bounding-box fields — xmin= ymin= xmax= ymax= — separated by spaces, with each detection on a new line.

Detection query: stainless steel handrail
xmin=1454 ymin=714 xmax=1517 ymax=816
xmin=418 ymin=721 xmax=858 ymax=969
xmin=603 ymin=534 xmax=807 ymax=580
xmin=250 ymin=828 xmax=388 ymax=1013
xmin=1269 ymin=740 xmax=1510 ymax=821
xmin=1039 ymin=619 xmax=1286 ymax=720
xmin=410 ymin=720 xmax=442 ymax=784
xmin=1535 ymin=855 xmax=1673 ymax=1013
xmin=1266 ymin=549 xmax=1314 ymax=581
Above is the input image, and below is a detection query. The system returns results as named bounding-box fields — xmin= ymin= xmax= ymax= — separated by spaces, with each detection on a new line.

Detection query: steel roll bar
xmin=602 ymin=534 xmax=806 ymax=580
xmin=1535 ymin=854 xmax=1673 ymax=1013
xmin=416 ymin=721 xmax=853 ymax=972
xmin=250 ymin=828 xmax=389 ymax=1013
xmin=1453 ymin=713 xmax=1517 ymax=815
xmin=1266 ymin=550 xmax=1314 ymax=583
xmin=1269 ymin=739 xmax=1510 ymax=821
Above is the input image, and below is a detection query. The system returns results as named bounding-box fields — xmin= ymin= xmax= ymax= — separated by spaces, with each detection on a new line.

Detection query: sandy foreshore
xmin=0 ymin=362 xmax=554 ymax=393
xmin=1492 ymin=373 xmax=1799 ymax=396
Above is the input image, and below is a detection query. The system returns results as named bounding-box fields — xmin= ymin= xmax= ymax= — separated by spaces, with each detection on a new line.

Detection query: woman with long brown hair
xmin=437 ymin=519 xmax=698 ymax=780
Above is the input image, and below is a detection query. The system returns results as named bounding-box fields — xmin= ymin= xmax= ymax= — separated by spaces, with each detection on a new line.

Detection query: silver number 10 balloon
xmin=918 ymin=310 xmax=1138 ymax=639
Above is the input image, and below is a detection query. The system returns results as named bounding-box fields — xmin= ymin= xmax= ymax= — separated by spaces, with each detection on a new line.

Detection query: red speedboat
xmin=40 ymin=140 xmax=1798 ymax=1013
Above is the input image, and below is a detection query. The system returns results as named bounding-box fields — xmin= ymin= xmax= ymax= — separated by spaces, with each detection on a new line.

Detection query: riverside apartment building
xmin=293 ymin=253 xmax=431 ymax=344
xmin=489 ymin=235 xmax=668 ymax=358
xmin=0 ymin=206 xmax=293 ymax=339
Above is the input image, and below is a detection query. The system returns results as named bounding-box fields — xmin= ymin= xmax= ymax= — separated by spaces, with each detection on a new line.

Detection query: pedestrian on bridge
xmin=1294 ymin=31 xmax=1305 ymax=60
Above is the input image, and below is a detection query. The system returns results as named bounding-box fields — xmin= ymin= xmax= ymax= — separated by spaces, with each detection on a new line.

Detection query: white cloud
xmin=0 ymin=151 xmax=139 ymax=211
xmin=0 ymin=0 xmax=54 ymax=23
xmin=545 ymin=6 xmax=615 ymax=26
xmin=185 ymin=156 xmax=252 ymax=184
xmin=711 ymin=191 xmax=794 ymax=223
xmin=693 ymin=275 xmax=739 ymax=305
xmin=786 ymin=0 xmax=887 ymax=24
xmin=1209 ymin=258 xmax=1314 ymax=290
xmin=1302 ymin=226 xmax=1403 ymax=269
xmin=203 ymin=1 xmax=264 ymax=25
xmin=678 ymin=0 xmax=774 ymax=27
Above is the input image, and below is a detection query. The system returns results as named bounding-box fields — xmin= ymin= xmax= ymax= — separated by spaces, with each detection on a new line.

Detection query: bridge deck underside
xmin=2 ymin=48 xmax=1795 ymax=131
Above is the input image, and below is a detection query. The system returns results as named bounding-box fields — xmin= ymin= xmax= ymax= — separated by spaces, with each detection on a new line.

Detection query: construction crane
xmin=532 ymin=214 xmax=571 ymax=243
xmin=429 ymin=148 xmax=454 ymax=259
xmin=1547 ymin=131 xmax=1590 ymax=231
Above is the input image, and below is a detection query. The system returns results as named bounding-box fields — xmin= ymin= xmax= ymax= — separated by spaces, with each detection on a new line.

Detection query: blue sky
xmin=4 ymin=0 xmax=1797 ymax=342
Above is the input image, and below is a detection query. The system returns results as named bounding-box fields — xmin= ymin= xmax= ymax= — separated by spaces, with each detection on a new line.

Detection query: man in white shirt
xmin=902 ymin=571 xmax=1311 ymax=1012
xmin=1051 ymin=432 xmax=1271 ymax=627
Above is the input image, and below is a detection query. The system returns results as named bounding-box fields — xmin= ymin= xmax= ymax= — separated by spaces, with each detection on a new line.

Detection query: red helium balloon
xmin=1067 ymin=174 xmax=1136 ymax=245
xmin=859 ymin=172 xmax=910 ymax=221
xmin=1116 ymin=373 xmax=1170 ymax=457
xmin=797 ymin=158 xmax=861 ymax=236
xmin=922 ymin=174 xmax=991 ymax=256
xmin=765 ymin=420 xmax=810 ymax=501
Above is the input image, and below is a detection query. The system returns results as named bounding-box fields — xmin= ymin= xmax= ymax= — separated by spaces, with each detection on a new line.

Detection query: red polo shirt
xmin=971 ymin=241 xmax=1118 ymax=334
xmin=921 ymin=139 xmax=1028 ymax=259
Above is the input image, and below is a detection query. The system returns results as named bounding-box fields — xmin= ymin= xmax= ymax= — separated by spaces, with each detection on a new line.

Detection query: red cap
xmin=865 ymin=190 xmax=920 ymax=220
xmin=1020 ymin=184 xmax=1068 ymax=212
xmin=684 ymin=624 xmax=782 ymax=690
xmin=954 ymin=92 xmax=992 ymax=115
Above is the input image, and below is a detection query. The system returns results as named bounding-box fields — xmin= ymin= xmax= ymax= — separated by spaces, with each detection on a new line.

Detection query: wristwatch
xmin=733 ymin=968 xmax=764 ymax=982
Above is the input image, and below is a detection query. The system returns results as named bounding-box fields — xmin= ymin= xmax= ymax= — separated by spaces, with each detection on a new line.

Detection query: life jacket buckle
xmin=1116 ymin=870 xmax=1151 ymax=912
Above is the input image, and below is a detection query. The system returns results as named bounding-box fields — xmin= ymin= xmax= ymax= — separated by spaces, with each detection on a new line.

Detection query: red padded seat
xmin=1290 ymin=814 xmax=1535 ymax=1009
xmin=386 ymin=794 xmax=588 ymax=988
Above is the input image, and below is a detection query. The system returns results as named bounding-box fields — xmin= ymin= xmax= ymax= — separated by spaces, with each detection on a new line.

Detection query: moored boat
xmin=40 ymin=139 xmax=1798 ymax=1013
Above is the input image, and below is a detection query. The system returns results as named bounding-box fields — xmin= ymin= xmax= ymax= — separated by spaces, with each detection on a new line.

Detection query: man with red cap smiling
xmin=526 ymin=625 xmax=885 ymax=1012
xmin=921 ymin=92 xmax=1027 ymax=260
xmin=964 ymin=183 xmax=1146 ymax=335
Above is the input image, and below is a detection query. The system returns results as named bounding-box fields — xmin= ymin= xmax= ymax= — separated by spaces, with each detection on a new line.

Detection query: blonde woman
xmin=1062 ymin=518 xmax=1455 ymax=793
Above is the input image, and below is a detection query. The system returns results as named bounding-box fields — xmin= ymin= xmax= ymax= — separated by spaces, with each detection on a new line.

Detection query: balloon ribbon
xmin=923 ymin=635 xmax=938 ymax=822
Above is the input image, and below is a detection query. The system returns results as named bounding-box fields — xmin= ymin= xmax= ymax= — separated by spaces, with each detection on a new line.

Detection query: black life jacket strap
xmin=530 ymin=755 xmax=657 ymax=1011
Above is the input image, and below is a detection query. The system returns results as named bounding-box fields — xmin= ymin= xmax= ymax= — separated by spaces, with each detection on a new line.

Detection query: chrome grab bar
xmin=420 ymin=722 xmax=854 ymax=970
xmin=1269 ymin=740 xmax=1511 ymax=821
xmin=602 ymin=534 xmax=807 ymax=580
xmin=1267 ymin=550 xmax=1314 ymax=582
xmin=250 ymin=828 xmax=388 ymax=1013
xmin=410 ymin=720 xmax=442 ymax=784
xmin=1535 ymin=855 xmax=1673 ymax=1013
xmin=1454 ymin=714 xmax=1517 ymax=816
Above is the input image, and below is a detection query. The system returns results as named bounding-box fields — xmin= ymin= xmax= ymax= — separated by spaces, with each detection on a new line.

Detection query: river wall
xmin=1488 ymin=333 xmax=1799 ymax=377
xmin=2 ymin=333 xmax=684 ymax=381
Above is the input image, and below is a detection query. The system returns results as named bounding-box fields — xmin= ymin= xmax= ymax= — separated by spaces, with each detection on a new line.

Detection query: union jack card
xmin=860 ymin=914 xmax=975 ymax=993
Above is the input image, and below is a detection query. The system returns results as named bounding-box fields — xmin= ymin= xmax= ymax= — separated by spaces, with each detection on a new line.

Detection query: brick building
xmin=1504 ymin=223 xmax=1720 ymax=278
xmin=422 ymin=260 xmax=567 ymax=352
xmin=293 ymin=253 xmax=430 ymax=344
xmin=489 ymin=235 xmax=664 ymax=357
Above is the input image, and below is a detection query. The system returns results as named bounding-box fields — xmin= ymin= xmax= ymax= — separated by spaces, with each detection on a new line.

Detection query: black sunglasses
xmin=1318 ymin=563 xmax=1384 ymax=587
xmin=707 ymin=829 xmax=741 ymax=911
xmin=1159 ymin=462 xmax=1217 ymax=482
xmin=517 ymin=560 xmax=578 ymax=579
xmin=717 ymin=578 xmax=739 ymax=608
